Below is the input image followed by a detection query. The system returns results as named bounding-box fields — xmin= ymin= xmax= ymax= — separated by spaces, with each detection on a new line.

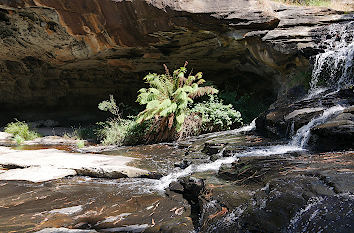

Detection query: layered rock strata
xmin=0 ymin=0 xmax=352 ymax=123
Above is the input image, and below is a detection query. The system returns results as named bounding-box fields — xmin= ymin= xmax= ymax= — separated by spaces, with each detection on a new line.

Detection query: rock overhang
xmin=0 ymin=0 xmax=352 ymax=123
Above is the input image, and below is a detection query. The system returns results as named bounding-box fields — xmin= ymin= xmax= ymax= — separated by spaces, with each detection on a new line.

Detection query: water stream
xmin=154 ymin=105 xmax=345 ymax=191
xmin=153 ymin=22 xmax=354 ymax=192
xmin=1 ymin=19 xmax=353 ymax=233
xmin=309 ymin=22 xmax=354 ymax=96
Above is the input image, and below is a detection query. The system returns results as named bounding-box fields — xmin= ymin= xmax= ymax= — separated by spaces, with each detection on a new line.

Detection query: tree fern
xmin=136 ymin=62 xmax=218 ymax=142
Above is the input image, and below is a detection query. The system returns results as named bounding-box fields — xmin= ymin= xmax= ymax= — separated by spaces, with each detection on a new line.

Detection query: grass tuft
xmin=4 ymin=120 xmax=40 ymax=144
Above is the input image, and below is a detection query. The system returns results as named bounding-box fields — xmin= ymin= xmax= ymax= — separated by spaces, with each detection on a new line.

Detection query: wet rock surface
xmin=0 ymin=177 xmax=193 ymax=233
xmin=310 ymin=106 xmax=354 ymax=151
xmin=0 ymin=127 xmax=353 ymax=232
xmin=0 ymin=1 xmax=353 ymax=232
xmin=257 ymin=88 xmax=354 ymax=151
xmin=198 ymin=151 xmax=354 ymax=233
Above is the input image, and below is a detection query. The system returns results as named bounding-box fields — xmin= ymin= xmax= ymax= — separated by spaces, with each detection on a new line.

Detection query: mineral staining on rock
xmin=0 ymin=0 xmax=353 ymax=232
xmin=0 ymin=0 xmax=352 ymax=123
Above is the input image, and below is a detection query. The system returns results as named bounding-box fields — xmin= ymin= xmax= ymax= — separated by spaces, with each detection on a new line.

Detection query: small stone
xmin=169 ymin=181 xmax=184 ymax=193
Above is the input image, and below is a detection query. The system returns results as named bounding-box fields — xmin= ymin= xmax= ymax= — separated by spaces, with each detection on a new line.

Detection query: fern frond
xmin=186 ymin=75 xmax=196 ymax=86
xmin=136 ymin=62 xmax=219 ymax=141
xmin=189 ymin=86 xmax=219 ymax=99
xmin=197 ymin=79 xmax=205 ymax=85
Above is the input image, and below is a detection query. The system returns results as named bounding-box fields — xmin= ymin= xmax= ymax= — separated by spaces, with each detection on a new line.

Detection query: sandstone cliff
xmin=0 ymin=0 xmax=352 ymax=122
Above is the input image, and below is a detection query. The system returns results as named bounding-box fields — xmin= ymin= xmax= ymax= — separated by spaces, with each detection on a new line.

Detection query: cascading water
xmin=155 ymin=105 xmax=346 ymax=191
xmin=154 ymin=22 xmax=353 ymax=192
xmin=155 ymin=121 xmax=303 ymax=191
xmin=290 ymin=105 xmax=345 ymax=148
xmin=310 ymin=22 xmax=354 ymax=94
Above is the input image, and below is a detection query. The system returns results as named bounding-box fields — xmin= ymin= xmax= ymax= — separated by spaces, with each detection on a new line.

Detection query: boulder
xmin=198 ymin=151 xmax=354 ymax=232
xmin=256 ymin=88 xmax=354 ymax=145
xmin=309 ymin=106 xmax=354 ymax=151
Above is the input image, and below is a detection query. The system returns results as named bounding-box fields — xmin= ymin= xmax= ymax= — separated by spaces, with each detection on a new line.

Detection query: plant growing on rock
xmin=98 ymin=95 xmax=121 ymax=119
xmin=76 ymin=140 xmax=85 ymax=149
xmin=4 ymin=120 xmax=40 ymax=144
xmin=97 ymin=96 xmax=149 ymax=146
xmin=136 ymin=62 xmax=218 ymax=143
xmin=192 ymin=95 xmax=242 ymax=133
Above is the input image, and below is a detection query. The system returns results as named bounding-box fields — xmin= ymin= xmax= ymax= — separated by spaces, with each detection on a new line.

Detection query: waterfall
xmin=153 ymin=23 xmax=353 ymax=192
xmin=155 ymin=121 xmax=302 ymax=191
xmin=155 ymin=104 xmax=345 ymax=191
xmin=309 ymin=22 xmax=354 ymax=95
xmin=299 ymin=22 xmax=352 ymax=145
xmin=290 ymin=105 xmax=345 ymax=148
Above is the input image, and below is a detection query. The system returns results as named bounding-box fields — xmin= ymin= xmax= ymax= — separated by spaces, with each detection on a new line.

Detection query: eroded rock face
xmin=0 ymin=177 xmax=194 ymax=233
xmin=0 ymin=0 xmax=352 ymax=123
xmin=310 ymin=105 xmax=354 ymax=151
xmin=199 ymin=151 xmax=354 ymax=233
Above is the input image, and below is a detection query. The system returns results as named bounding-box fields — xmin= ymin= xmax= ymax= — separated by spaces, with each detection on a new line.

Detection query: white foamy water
xmin=288 ymin=196 xmax=324 ymax=231
xmin=155 ymin=122 xmax=256 ymax=190
xmin=290 ymin=105 xmax=345 ymax=148
xmin=154 ymin=102 xmax=346 ymax=191
xmin=310 ymin=22 xmax=354 ymax=93
xmin=154 ymin=118 xmax=308 ymax=191
xmin=153 ymin=23 xmax=354 ymax=192
xmin=187 ymin=119 xmax=257 ymax=142
xmin=303 ymin=87 xmax=328 ymax=100
xmin=155 ymin=143 xmax=303 ymax=191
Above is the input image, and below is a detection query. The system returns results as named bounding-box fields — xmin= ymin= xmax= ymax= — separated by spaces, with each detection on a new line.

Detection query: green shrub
xmin=136 ymin=62 xmax=218 ymax=142
xmin=97 ymin=120 xmax=126 ymax=146
xmin=5 ymin=120 xmax=40 ymax=144
xmin=98 ymin=95 xmax=120 ymax=118
xmin=14 ymin=135 xmax=25 ymax=145
xmin=97 ymin=95 xmax=150 ymax=145
xmin=191 ymin=95 xmax=242 ymax=133
xmin=66 ymin=126 xmax=100 ymax=142
xmin=97 ymin=117 xmax=150 ymax=146
xmin=76 ymin=140 xmax=85 ymax=149
xmin=234 ymin=94 xmax=270 ymax=124
xmin=219 ymin=91 xmax=272 ymax=124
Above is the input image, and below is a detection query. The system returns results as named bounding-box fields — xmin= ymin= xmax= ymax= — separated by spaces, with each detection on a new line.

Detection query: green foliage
xmin=5 ymin=120 xmax=40 ymax=144
xmin=69 ymin=126 xmax=99 ymax=142
xmin=98 ymin=95 xmax=120 ymax=118
xmin=14 ymin=135 xmax=25 ymax=145
xmin=219 ymin=91 xmax=271 ymax=124
xmin=234 ymin=94 xmax=271 ymax=124
xmin=219 ymin=91 xmax=238 ymax=107
xmin=98 ymin=95 xmax=150 ymax=145
xmin=76 ymin=140 xmax=85 ymax=149
xmin=136 ymin=62 xmax=218 ymax=143
xmin=192 ymin=95 xmax=242 ymax=133
xmin=97 ymin=117 xmax=150 ymax=146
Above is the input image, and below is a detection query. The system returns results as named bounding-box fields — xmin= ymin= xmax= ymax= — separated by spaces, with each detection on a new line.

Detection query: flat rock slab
xmin=25 ymin=136 xmax=85 ymax=146
xmin=0 ymin=132 xmax=11 ymax=140
xmin=0 ymin=148 xmax=149 ymax=182
xmin=0 ymin=167 xmax=77 ymax=182
xmin=36 ymin=228 xmax=97 ymax=233
xmin=0 ymin=132 xmax=12 ymax=146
